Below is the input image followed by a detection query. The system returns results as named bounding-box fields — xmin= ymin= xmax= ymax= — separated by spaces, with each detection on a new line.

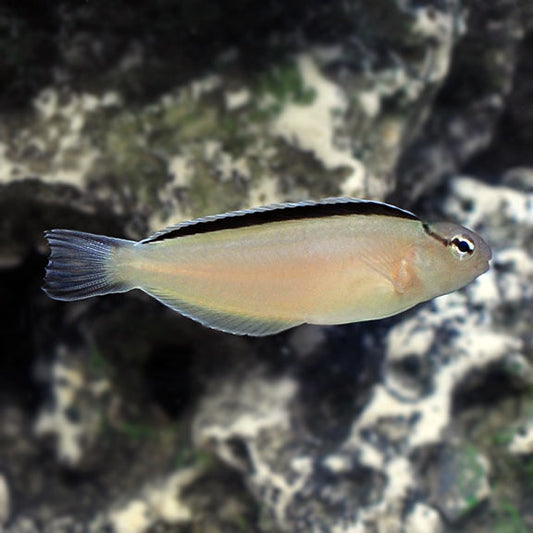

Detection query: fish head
xmin=418 ymin=222 xmax=492 ymax=296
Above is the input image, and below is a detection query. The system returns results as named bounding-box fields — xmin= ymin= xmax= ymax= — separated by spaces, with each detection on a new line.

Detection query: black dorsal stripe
xmin=143 ymin=199 xmax=419 ymax=243
xmin=422 ymin=223 xmax=449 ymax=246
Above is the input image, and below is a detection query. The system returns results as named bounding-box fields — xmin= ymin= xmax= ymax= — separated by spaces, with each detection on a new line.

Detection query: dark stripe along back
xmin=143 ymin=199 xmax=420 ymax=243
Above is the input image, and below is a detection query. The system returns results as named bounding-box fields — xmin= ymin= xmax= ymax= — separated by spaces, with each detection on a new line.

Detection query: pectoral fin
xmin=391 ymin=257 xmax=416 ymax=294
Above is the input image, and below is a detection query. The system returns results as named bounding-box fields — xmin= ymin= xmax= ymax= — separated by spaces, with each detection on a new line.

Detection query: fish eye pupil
xmin=457 ymin=240 xmax=470 ymax=252
xmin=451 ymin=236 xmax=474 ymax=255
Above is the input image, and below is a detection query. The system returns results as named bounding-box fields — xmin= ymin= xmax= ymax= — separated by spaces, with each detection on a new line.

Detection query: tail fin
xmin=43 ymin=229 xmax=135 ymax=301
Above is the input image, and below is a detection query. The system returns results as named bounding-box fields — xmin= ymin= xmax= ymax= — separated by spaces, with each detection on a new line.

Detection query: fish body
xmin=43 ymin=198 xmax=491 ymax=336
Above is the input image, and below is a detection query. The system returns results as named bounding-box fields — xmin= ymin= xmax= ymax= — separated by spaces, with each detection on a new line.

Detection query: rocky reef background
xmin=1 ymin=0 xmax=532 ymax=531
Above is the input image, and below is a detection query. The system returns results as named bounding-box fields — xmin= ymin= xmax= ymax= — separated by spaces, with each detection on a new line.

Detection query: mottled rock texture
xmin=1 ymin=1 xmax=532 ymax=532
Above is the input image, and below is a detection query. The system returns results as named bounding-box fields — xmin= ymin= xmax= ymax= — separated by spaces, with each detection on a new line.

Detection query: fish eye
xmin=450 ymin=235 xmax=475 ymax=260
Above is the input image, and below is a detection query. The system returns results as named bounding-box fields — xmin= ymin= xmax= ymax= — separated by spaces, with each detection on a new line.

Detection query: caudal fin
xmin=43 ymin=229 xmax=135 ymax=301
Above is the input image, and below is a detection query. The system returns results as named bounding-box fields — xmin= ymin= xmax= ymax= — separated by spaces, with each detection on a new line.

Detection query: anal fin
xmin=143 ymin=289 xmax=301 ymax=336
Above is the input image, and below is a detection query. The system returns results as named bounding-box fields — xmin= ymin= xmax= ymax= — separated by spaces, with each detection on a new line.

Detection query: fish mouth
xmin=480 ymin=255 xmax=491 ymax=274
xmin=478 ymin=238 xmax=492 ymax=270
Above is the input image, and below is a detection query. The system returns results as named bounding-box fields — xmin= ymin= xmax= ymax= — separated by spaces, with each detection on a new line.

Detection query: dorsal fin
xmin=140 ymin=197 xmax=419 ymax=244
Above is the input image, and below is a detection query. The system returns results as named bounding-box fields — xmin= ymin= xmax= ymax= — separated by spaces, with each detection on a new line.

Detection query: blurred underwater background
xmin=0 ymin=0 xmax=533 ymax=531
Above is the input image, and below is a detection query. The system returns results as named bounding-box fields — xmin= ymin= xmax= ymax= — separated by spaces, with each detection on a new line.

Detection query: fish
xmin=42 ymin=197 xmax=491 ymax=336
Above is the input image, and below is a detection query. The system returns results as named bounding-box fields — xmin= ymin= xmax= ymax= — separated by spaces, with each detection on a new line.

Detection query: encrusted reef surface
xmin=1 ymin=1 xmax=532 ymax=532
